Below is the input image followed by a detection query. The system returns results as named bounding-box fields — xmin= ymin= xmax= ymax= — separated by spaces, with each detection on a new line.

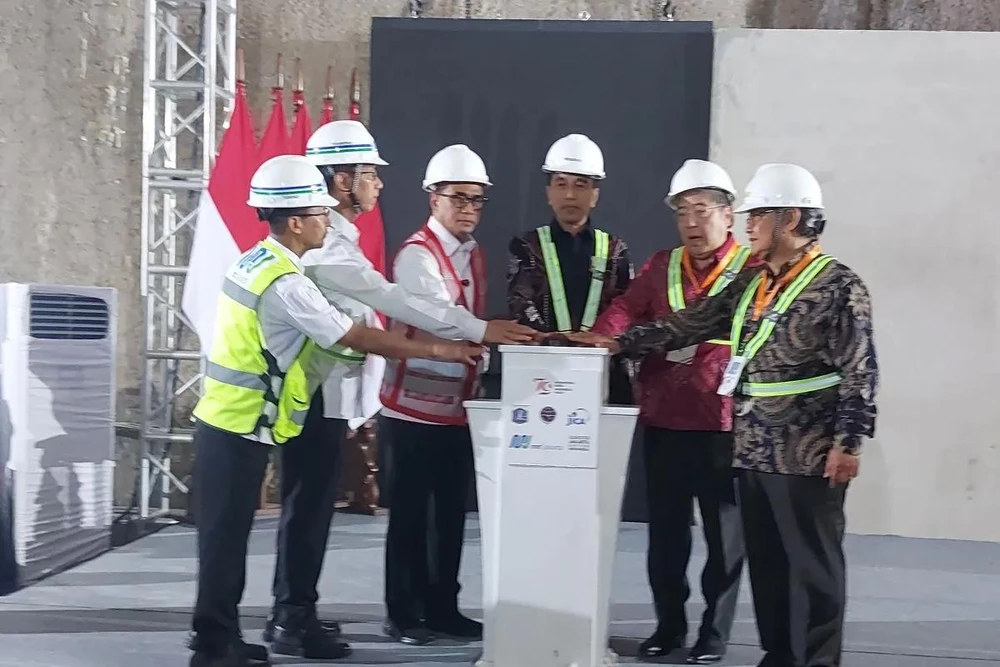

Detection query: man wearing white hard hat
xmin=572 ymin=163 xmax=879 ymax=667
xmin=257 ymin=122 xmax=538 ymax=655
xmin=507 ymin=133 xmax=633 ymax=402
xmin=379 ymin=144 xmax=493 ymax=646
xmin=186 ymin=154 xmax=484 ymax=667
xmin=592 ymin=159 xmax=751 ymax=664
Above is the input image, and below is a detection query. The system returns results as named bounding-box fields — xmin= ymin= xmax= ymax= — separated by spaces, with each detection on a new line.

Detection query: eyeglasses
xmin=745 ymin=208 xmax=780 ymax=219
xmin=298 ymin=208 xmax=332 ymax=219
xmin=675 ymin=204 xmax=724 ymax=221
xmin=437 ymin=193 xmax=489 ymax=211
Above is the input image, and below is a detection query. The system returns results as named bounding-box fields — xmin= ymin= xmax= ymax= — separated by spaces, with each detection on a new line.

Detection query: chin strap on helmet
xmin=762 ymin=210 xmax=789 ymax=264
xmin=349 ymin=168 xmax=362 ymax=214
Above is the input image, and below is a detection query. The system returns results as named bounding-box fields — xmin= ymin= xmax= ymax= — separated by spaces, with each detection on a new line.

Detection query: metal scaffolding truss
xmin=139 ymin=0 xmax=237 ymax=519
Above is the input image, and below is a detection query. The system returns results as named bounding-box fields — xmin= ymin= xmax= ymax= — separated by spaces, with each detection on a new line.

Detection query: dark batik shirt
xmin=616 ymin=242 xmax=879 ymax=477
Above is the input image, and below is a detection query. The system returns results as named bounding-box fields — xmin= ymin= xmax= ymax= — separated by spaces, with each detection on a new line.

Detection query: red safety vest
xmin=380 ymin=224 xmax=487 ymax=425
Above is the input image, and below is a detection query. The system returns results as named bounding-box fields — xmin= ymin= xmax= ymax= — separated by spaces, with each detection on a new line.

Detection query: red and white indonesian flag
xmin=181 ymin=81 xmax=264 ymax=353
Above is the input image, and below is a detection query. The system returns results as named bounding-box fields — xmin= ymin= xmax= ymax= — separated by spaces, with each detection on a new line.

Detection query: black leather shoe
xmin=383 ymin=618 xmax=436 ymax=645
xmin=187 ymin=635 xmax=269 ymax=666
xmin=757 ymin=652 xmax=794 ymax=667
xmin=687 ymin=643 xmax=724 ymax=664
xmin=190 ymin=642 xmax=269 ymax=667
xmin=262 ymin=612 xmax=340 ymax=643
xmin=270 ymin=617 xmax=352 ymax=660
xmin=426 ymin=612 xmax=483 ymax=640
xmin=638 ymin=630 xmax=685 ymax=659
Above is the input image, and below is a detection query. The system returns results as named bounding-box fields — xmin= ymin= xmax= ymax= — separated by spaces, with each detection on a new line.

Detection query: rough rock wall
xmin=745 ymin=0 xmax=1000 ymax=29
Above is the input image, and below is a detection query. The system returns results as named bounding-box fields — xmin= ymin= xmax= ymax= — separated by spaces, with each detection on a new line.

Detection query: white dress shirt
xmin=301 ymin=212 xmax=386 ymax=425
xmin=245 ymin=238 xmax=355 ymax=443
xmin=382 ymin=217 xmax=487 ymax=425
xmin=301 ymin=212 xmax=489 ymax=344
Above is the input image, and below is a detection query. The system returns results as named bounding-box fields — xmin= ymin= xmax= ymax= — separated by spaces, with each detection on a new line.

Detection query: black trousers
xmin=271 ymin=392 xmax=347 ymax=622
xmin=191 ymin=422 xmax=271 ymax=651
xmin=644 ymin=427 xmax=745 ymax=649
xmin=383 ymin=417 xmax=474 ymax=626
xmin=738 ymin=470 xmax=847 ymax=667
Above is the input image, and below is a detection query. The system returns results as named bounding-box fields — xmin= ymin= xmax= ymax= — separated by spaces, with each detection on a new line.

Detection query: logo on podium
xmin=566 ymin=408 xmax=590 ymax=426
xmin=540 ymin=406 xmax=556 ymax=423
xmin=511 ymin=407 xmax=528 ymax=424
xmin=509 ymin=434 xmax=532 ymax=449
xmin=534 ymin=374 xmax=575 ymax=395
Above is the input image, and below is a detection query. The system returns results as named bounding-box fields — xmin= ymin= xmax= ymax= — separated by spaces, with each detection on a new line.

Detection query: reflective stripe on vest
xmin=380 ymin=225 xmax=487 ymax=425
xmin=537 ymin=226 xmax=609 ymax=332
xmin=192 ymin=238 xmax=314 ymax=444
xmin=667 ymin=244 xmax=750 ymax=345
xmin=729 ymin=253 xmax=841 ymax=397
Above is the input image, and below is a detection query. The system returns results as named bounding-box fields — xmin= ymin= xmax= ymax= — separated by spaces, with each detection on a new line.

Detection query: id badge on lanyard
xmin=716 ymin=355 xmax=748 ymax=397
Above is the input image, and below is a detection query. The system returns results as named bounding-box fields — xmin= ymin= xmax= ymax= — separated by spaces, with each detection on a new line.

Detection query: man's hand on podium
xmin=431 ymin=341 xmax=487 ymax=365
xmin=564 ymin=331 xmax=621 ymax=355
xmin=482 ymin=320 xmax=542 ymax=345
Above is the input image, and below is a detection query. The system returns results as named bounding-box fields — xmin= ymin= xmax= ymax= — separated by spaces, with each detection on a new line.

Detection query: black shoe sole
xmin=269 ymin=640 xmax=352 ymax=660
xmin=263 ymin=622 xmax=340 ymax=644
xmin=425 ymin=628 xmax=482 ymax=642
xmin=383 ymin=622 xmax=436 ymax=646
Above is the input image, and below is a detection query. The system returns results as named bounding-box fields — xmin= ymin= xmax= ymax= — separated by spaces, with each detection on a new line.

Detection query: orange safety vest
xmin=380 ymin=224 xmax=487 ymax=425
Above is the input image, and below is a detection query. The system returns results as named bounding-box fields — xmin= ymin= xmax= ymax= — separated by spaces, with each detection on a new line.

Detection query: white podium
xmin=464 ymin=345 xmax=640 ymax=667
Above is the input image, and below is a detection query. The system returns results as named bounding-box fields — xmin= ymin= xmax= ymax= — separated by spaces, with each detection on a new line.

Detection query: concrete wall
xmin=711 ymin=28 xmax=1000 ymax=542
xmin=3 ymin=1 xmax=1000 ymax=535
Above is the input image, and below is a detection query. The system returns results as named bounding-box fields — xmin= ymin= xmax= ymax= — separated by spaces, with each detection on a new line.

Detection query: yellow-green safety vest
xmin=192 ymin=238 xmax=362 ymax=444
xmin=537 ymin=226 xmax=609 ymax=332
xmin=729 ymin=253 xmax=842 ymax=398
xmin=667 ymin=244 xmax=751 ymax=346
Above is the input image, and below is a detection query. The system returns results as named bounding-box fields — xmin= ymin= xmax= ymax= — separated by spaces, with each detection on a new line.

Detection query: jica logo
xmin=566 ymin=408 xmax=590 ymax=426
xmin=509 ymin=434 xmax=532 ymax=449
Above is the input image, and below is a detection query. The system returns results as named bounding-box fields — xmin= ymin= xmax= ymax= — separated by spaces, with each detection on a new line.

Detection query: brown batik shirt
xmin=616 ymin=241 xmax=879 ymax=477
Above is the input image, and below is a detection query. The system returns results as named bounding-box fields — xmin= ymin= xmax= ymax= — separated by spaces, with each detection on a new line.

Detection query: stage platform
xmin=0 ymin=513 xmax=998 ymax=666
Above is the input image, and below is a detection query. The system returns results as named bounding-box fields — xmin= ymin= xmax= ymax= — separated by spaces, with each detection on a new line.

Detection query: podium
xmin=464 ymin=345 xmax=640 ymax=667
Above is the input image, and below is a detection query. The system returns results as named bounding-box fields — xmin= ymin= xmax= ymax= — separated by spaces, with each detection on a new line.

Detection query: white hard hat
xmin=735 ymin=163 xmax=824 ymax=213
xmin=422 ymin=144 xmax=492 ymax=192
xmin=666 ymin=159 xmax=737 ymax=206
xmin=247 ymin=154 xmax=340 ymax=209
xmin=542 ymin=133 xmax=605 ymax=180
xmin=305 ymin=120 xmax=388 ymax=167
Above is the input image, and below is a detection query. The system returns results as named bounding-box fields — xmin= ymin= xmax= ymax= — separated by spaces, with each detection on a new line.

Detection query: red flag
xmin=356 ymin=206 xmax=387 ymax=275
xmin=290 ymin=90 xmax=312 ymax=155
xmin=348 ymin=68 xmax=361 ymax=121
xmin=182 ymin=79 xmax=263 ymax=350
xmin=257 ymin=85 xmax=290 ymax=165
xmin=321 ymin=98 xmax=335 ymax=124
xmin=344 ymin=68 xmax=385 ymax=273
xmin=321 ymin=65 xmax=336 ymax=124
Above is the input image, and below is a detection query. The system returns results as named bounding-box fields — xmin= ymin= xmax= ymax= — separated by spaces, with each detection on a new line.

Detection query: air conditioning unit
xmin=0 ymin=284 xmax=117 ymax=591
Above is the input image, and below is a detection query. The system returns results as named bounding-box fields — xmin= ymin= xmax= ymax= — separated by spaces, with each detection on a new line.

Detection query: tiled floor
xmin=1 ymin=514 xmax=998 ymax=666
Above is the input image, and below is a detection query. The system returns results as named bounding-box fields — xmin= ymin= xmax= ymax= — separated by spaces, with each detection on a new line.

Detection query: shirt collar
xmin=267 ymin=236 xmax=303 ymax=271
xmin=328 ymin=208 xmax=359 ymax=244
xmin=549 ymin=218 xmax=594 ymax=240
xmin=767 ymin=239 xmax=819 ymax=278
xmin=711 ymin=234 xmax=737 ymax=262
xmin=427 ymin=216 xmax=477 ymax=257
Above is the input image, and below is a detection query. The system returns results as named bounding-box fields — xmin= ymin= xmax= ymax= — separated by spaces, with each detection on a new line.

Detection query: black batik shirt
xmin=616 ymin=242 xmax=879 ymax=477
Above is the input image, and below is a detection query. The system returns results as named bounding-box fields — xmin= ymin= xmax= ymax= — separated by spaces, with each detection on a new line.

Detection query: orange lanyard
xmin=752 ymin=245 xmax=822 ymax=320
xmin=681 ymin=244 xmax=740 ymax=296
